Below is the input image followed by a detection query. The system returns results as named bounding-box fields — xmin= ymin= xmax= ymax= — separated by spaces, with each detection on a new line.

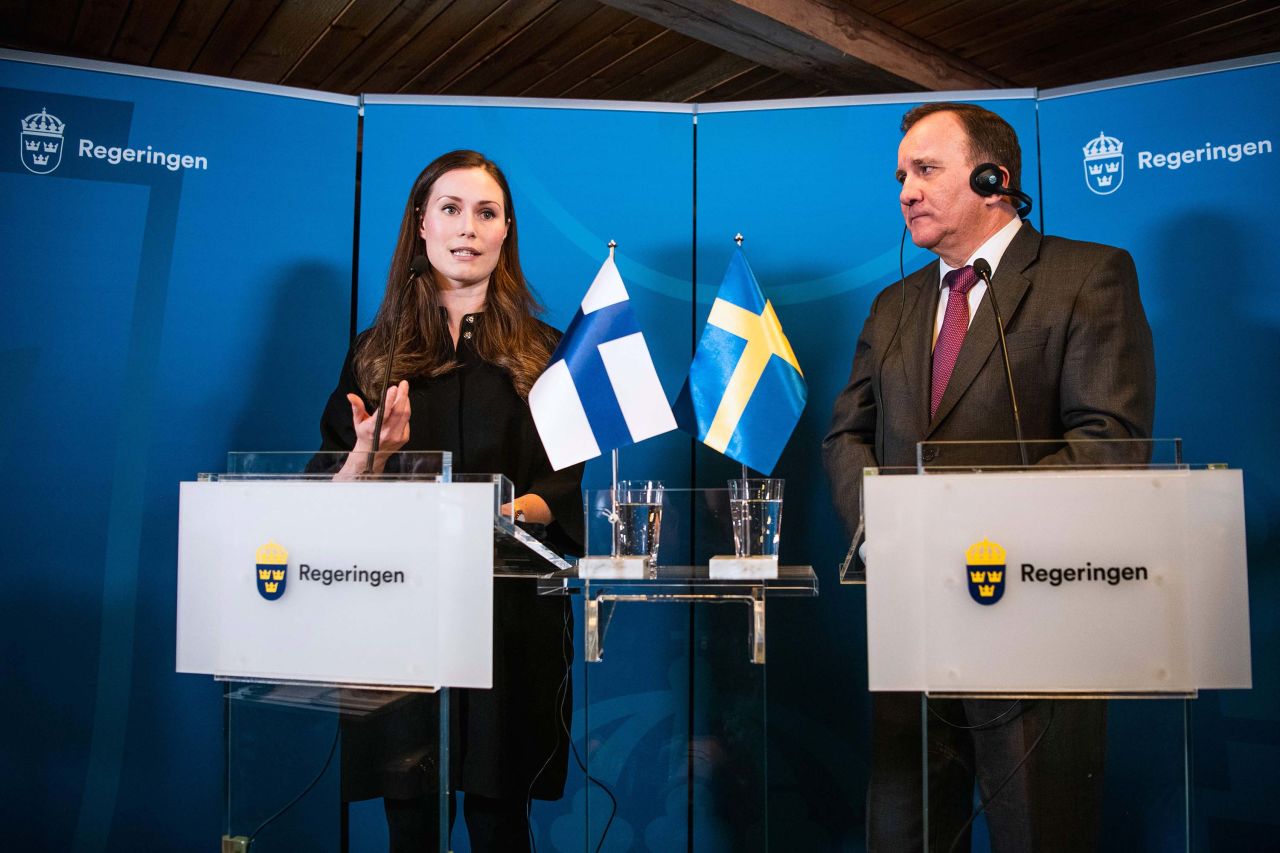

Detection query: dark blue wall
xmin=0 ymin=57 xmax=355 ymax=851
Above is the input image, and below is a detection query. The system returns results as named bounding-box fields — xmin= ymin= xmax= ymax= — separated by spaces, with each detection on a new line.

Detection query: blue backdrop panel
xmin=357 ymin=100 xmax=694 ymax=851
xmin=1039 ymin=61 xmax=1280 ymax=850
xmin=0 ymin=56 xmax=356 ymax=851
xmin=696 ymin=94 xmax=1039 ymax=848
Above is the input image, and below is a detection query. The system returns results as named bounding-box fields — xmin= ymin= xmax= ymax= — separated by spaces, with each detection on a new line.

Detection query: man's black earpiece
xmin=970 ymin=162 xmax=1033 ymax=219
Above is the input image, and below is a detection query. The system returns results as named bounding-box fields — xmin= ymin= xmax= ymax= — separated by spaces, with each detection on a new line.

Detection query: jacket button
xmin=921 ymin=447 xmax=938 ymax=462
xmin=465 ymin=315 xmax=475 ymax=324
xmin=463 ymin=330 xmax=473 ymax=340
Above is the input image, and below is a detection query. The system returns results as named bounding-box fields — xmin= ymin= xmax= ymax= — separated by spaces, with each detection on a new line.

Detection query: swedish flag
xmin=675 ymin=247 xmax=806 ymax=474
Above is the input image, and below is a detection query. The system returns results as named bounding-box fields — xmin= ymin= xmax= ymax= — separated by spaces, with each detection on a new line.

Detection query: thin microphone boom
xmin=973 ymin=257 xmax=1028 ymax=468
xmin=366 ymin=255 xmax=431 ymax=474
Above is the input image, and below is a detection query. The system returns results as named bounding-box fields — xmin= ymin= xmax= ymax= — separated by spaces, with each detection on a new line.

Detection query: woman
xmin=315 ymin=150 xmax=583 ymax=851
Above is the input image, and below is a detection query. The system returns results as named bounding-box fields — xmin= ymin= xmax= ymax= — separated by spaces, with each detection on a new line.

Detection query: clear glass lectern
xmin=856 ymin=439 xmax=1250 ymax=852
xmin=539 ymin=487 xmax=818 ymax=851
xmin=187 ymin=451 xmax=571 ymax=853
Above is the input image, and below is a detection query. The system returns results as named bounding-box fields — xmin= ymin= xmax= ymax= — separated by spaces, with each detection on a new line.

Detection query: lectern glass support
xmin=540 ymin=487 xmax=818 ymax=851
xmin=860 ymin=439 xmax=1251 ymax=853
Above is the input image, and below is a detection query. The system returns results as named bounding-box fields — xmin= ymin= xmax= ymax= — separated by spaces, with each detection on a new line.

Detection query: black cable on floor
xmin=247 ymin=722 xmax=341 ymax=850
xmin=929 ymin=700 xmax=1023 ymax=731
xmin=527 ymin=596 xmax=617 ymax=853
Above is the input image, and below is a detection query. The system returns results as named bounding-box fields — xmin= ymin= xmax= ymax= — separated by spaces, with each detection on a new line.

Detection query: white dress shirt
xmin=932 ymin=216 xmax=1023 ymax=347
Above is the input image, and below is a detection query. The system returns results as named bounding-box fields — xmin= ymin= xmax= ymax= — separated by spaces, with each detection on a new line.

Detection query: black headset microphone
xmin=365 ymin=255 xmax=431 ymax=473
xmin=970 ymin=162 xmax=1033 ymax=219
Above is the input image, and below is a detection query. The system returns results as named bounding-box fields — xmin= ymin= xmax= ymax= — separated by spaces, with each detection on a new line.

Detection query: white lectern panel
xmin=176 ymin=481 xmax=493 ymax=688
xmin=865 ymin=469 xmax=1250 ymax=693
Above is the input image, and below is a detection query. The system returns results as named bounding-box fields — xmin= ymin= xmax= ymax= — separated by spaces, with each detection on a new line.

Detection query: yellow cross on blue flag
xmin=674 ymin=247 xmax=806 ymax=474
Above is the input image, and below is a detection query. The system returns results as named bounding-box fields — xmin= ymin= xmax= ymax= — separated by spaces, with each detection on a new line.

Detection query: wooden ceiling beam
xmin=515 ymin=13 xmax=664 ymax=98
xmin=997 ymin=0 xmax=1277 ymax=85
xmin=188 ymin=0 xmax=282 ymax=77
xmin=559 ymin=27 xmax=677 ymax=99
xmin=71 ymin=0 xmax=131 ymax=58
xmin=648 ymin=50 xmax=757 ymax=102
xmin=441 ymin=0 xmax=601 ymax=95
xmin=401 ymin=0 xmax=560 ymax=94
xmin=466 ymin=5 xmax=625 ymax=96
xmin=280 ymin=0 xmax=402 ymax=90
xmin=599 ymin=0 xmax=1013 ymax=92
xmin=148 ymin=0 xmax=234 ymax=73
xmin=110 ymin=0 xmax=183 ymax=66
xmin=360 ymin=0 xmax=500 ymax=94
xmin=316 ymin=0 xmax=452 ymax=93
xmin=233 ymin=0 xmax=354 ymax=84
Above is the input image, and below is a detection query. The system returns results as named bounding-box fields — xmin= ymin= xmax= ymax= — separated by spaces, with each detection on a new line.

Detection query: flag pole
xmin=608 ymin=239 xmax=620 ymax=555
xmin=608 ymin=237 xmax=618 ymax=501
xmin=736 ymin=233 xmax=746 ymax=483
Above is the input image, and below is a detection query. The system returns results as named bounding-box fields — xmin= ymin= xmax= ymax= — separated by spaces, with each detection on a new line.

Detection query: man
xmin=823 ymin=103 xmax=1155 ymax=851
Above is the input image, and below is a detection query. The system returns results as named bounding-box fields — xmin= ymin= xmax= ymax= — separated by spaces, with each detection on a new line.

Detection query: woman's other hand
xmin=500 ymin=493 xmax=551 ymax=525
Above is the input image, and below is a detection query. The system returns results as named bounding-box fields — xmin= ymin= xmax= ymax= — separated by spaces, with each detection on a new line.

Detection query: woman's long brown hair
xmin=353 ymin=150 xmax=557 ymax=400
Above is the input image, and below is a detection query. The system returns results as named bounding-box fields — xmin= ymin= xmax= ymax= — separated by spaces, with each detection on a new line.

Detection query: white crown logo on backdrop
xmin=1082 ymin=131 xmax=1124 ymax=196
xmin=21 ymin=108 xmax=65 ymax=175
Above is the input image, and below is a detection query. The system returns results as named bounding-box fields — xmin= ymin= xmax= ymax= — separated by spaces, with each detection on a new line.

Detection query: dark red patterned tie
xmin=931 ymin=265 xmax=979 ymax=419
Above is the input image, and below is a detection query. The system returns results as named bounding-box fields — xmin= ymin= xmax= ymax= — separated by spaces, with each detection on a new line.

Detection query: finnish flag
xmin=530 ymin=254 xmax=676 ymax=470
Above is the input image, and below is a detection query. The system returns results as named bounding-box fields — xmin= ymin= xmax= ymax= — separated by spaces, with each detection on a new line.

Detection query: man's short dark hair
xmin=901 ymin=102 xmax=1023 ymax=192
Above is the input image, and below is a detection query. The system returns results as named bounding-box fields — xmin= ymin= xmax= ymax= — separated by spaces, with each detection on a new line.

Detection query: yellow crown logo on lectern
xmin=255 ymin=540 xmax=289 ymax=601
xmin=966 ymin=538 xmax=1007 ymax=606
xmin=965 ymin=538 xmax=1007 ymax=566
xmin=256 ymin=541 xmax=288 ymax=565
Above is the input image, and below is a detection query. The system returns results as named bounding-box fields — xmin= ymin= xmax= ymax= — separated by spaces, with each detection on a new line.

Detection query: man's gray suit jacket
xmin=823 ymin=221 xmax=1156 ymax=539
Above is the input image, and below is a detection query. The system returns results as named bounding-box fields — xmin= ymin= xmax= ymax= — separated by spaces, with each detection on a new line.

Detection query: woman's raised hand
xmin=336 ymin=380 xmax=411 ymax=478
xmin=349 ymin=380 xmax=412 ymax=453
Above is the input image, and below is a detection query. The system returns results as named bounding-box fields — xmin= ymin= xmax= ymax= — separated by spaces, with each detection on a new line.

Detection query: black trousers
xmin=383 ymin=791 xmax=530 ymax=853
xmin=867 ymin=692 xmax=1106 ymax=853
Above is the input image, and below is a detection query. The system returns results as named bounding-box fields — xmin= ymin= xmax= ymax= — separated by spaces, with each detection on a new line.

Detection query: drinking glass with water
xmin=611 ymin=480 xmax=664 ymax=564
xmin=728 ymin=479 xmax=784 ymax=558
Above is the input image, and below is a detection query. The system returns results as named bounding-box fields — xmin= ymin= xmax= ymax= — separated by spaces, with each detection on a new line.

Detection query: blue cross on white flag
xmin=530 ymin=252 xmax=677 ymax=470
